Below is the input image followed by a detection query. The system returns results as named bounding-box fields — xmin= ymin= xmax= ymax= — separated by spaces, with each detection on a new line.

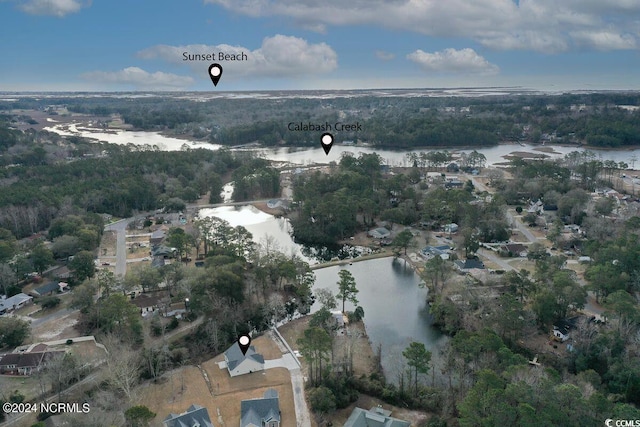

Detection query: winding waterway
xmin=45 ymin=123 xmax=640 ymax=168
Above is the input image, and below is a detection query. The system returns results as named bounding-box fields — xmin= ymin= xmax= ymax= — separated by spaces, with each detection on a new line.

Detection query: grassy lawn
xmin=0 ymin=373 xmax=42 ymax=402
xmin=136 ymin=333 xmax=296 ymax=427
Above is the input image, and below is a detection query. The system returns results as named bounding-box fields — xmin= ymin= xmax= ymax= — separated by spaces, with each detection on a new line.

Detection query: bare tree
xmin=66 ymin=389 xmax=125 ymax=427
xmin=44 ymin=352 xmax=79 ymax=400
xmin=143 ymin=344 xmax=170 ymax=383
xmin=102 ymin=335 xmax=141 ymax=400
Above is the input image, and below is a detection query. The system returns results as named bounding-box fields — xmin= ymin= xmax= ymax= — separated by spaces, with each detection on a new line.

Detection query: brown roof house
xmin=131 ymin=293 xmax=168 ymax=316
xmin=0 ymin=349 xmax=64 ymax=376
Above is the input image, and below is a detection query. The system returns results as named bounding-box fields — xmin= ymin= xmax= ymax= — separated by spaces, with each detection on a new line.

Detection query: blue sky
xmin=2 ymin=0 xmax=640 ymax=91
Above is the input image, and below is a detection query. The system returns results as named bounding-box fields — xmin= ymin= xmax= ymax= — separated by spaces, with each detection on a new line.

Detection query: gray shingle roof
xmin=344 ymin=407 xmax=410 ymax=427
xmin=224 ymin=343 xmax=264 ymax=371
xmin=163 ymin=404 xmax=214 ymax=427
xmin=455 ymin=259 xmax=485 ymax=270
xmin=0 ymin=293 xmax=32 ymax=312
xmin=33 ymin=282 xmax=60 ymax=295
xmin=240 ymin=389 xmax=280 ymax=427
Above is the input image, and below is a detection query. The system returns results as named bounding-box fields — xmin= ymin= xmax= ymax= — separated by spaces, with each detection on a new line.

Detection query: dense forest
xmin=4 ymin=92 xmax=640 ymax=149
xmin=0 ymin=117 xmax=281 ymax=239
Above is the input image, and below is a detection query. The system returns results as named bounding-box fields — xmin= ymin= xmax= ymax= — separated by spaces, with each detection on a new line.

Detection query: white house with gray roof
xmin=241 ymin=389 xmax=280 ymax=427
xmin=0 ymin=293 xmax=32 ymax=315
xmin=223 ymin=341 xmax=264 ymax=377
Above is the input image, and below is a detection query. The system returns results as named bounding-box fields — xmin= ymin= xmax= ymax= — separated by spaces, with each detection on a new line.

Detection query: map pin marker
xmin=321 ymin=132 xmax=334 ymax=155
xmin=238 ymin=334 xmax=251 ymax=356
xmin=208 ymin=63 xmax=223 ymax=87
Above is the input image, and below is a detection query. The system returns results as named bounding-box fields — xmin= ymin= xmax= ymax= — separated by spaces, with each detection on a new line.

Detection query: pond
xmin=198 ymin=205 xmax=311 ymax=262
xmin=311 ymin=257 xmax=448 ymax=383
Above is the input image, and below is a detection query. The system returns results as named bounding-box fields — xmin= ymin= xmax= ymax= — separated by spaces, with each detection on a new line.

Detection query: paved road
xmin=505 ymin=210 xmax=539 ymax=243
xmin=478 ymin=248 xmax=516 ymax=272
xmin=104 ymin=219 xmax=129 ymax=278
xmin=30 ymin=307 xmax=73 ymax=327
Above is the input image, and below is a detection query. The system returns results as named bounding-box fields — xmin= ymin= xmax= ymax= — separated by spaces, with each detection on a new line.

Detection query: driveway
xmin=263 ymin=353 xmax=298 ymax=370
xmin=267 ymin=329 xmax=311 ymax=427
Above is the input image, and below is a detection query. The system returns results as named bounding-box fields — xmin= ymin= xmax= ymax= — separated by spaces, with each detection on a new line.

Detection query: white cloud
xmin=81 ymin=67 xmax=194 ymax=90
xmin=570 ymin=30 xmax=637 ymax=50
xmin=15 ymin=0 xmax=89 ymax=17
xmin=407 ymin=48 xmax=499 ymax=74
xmin=375 ymin=50 xmax=395 ymax=61
xmin=204 ymin=0 xmax=640 ymax=53
xmin=137 ymin=35 xmax=337 ymax=78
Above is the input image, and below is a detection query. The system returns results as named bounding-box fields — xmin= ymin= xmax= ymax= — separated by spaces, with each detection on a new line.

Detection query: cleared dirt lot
xmin=136 ymin=334 xmax=296 ymax=427
xmin=30 ymin=312 xmax=80 ymax=342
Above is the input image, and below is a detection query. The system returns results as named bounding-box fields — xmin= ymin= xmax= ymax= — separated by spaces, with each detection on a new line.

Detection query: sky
xmin=2 ymin=0 xmax=640 ymax=91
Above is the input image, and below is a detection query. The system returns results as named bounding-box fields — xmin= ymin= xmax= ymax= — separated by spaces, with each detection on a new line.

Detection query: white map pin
xmin=321 ymin=132 xmax=334 ymax=155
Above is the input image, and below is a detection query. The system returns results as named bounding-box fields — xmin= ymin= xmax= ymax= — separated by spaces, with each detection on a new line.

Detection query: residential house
xmin=151 ymin=246 xmax=177 ymax=258
xmin=443 ymin=223 xmax=459 ymax=233
xmin=421 ymin=245 xmax=451 ymax=260
xmin=446 ymin=163 xmax=459 ymax=172
xmin=455 ymin=259 xmax=485 ymax=271
xmin=131 ymin=293 xmax=168 ymax=315
xmin=0 ymin=350 xmax=63 ymax=376
xmin=163 ymin=404 xmax=214 ymax=427
xmin=52 ymin=266 xmax=72 ymax=281
xmin=344 ymin=406 xmax=410 ymax=427
xmin=368 ymin=227 xmax=391 ymax=239
xmin=0 ymin=293 xmax=33 ymax=315
xmin=552 ymin=317 xmax=579 ymax=342
xmin=150 ymin=229 xmax=166 ymax=247
xmin=500 ymin=244 xmax=528 ymax=258
xmin=223 ymin=341 xmax=264 ymax=377
xmin=241 ymin=389 xmax=281 ymax=427
xmin=444 ymin=178 xmax=463 ymax=189
xmin=31 ymin=282 xmax=65 ymax=297
xmin=527 ymin=200 xmax=544 ymax=214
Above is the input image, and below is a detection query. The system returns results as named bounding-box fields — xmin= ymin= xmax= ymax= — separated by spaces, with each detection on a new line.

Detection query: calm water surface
xmin=312 ymin=258 xmax=447 ymax=381
xmin=46 ymin=123 xmax=640 ymax=168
